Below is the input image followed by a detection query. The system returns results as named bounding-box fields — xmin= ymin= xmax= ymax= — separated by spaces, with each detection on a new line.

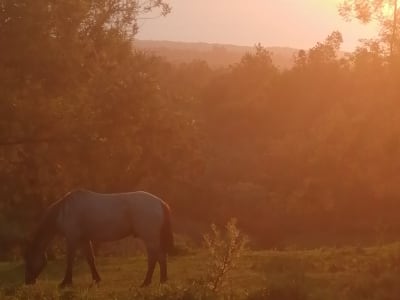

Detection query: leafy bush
xmin=203 ymin=218 xmax=247 ymax=292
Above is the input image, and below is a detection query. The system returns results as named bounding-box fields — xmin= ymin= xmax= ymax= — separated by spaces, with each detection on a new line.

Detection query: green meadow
xmin=2 ymin=243 xmax=400 ymax=300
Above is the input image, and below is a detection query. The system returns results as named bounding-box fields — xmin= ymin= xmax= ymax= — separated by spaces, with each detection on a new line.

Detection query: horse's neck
xmin=35 ymin=230 xmax=54 ymax=252
xmin=33 ymin=216 xmax=56 ymax=252
xmin=33 ymin=198 xmax=65 ymax=252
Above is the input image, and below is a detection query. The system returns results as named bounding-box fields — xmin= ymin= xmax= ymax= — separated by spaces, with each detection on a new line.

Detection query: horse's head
xmin=24 ymin=242 xmax=47 ymax=285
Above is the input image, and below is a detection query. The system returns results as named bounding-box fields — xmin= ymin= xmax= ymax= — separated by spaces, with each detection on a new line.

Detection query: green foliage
xmin=203 ymin=219 xmax=247 ymax=292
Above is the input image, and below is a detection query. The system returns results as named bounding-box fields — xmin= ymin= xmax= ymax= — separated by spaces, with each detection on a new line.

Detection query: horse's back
xmin=71 ymin=190 xmax=165 ymax=220
xmin=66 ymin=190 xmax=163 ymax=209
xmin=58 ymin=190 xmax=166 ymax=243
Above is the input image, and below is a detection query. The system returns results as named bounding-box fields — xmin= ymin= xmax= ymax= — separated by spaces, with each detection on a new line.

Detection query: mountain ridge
xmin=134 ymin=39 xmax=299 ymax=69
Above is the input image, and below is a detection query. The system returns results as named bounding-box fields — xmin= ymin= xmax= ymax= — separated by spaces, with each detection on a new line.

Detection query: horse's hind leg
xmin=141 ymin=248 xmax=157 ymax=287
xmin=82 ymin=240 xmax=101 ymax=284
xmin=158 ymin=251 xmax=168 ymax=283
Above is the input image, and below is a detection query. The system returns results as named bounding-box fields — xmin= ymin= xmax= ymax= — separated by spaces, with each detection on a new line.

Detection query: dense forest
xmin=1 ymin=0 xmax=400 ymax=258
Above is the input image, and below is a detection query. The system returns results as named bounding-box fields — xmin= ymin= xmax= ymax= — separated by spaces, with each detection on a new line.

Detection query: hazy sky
xmin=136 ymin=0 xmax=380 ymax=51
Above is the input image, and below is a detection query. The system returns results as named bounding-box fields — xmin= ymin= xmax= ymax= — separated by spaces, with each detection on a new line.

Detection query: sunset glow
xmin=3 ymin=0 xmax=400 ymax=298
xmin=137 ymin=0 xmax=379 ymax=50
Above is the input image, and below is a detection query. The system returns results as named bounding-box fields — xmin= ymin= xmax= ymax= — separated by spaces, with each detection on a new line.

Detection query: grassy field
xmin=1 ymin=243 xmax=400 ymax=299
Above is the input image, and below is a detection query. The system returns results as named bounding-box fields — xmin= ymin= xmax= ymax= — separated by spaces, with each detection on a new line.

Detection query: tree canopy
xmin=1 ymin=1 xmax=400 ymax=257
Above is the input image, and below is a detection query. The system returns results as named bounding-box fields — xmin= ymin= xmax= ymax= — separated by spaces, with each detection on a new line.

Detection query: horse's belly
xmin=77 ymin=214 xmax=133 ymax=242
xmin=87 ymin=223 xmax=132 ymax=242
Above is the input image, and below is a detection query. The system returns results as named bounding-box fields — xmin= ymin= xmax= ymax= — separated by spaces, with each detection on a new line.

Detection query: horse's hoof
xmin=89 ymin=280 xmax=101 ymax=288
xmin=140 ymin=281 xmax=151 ymax=288
xmin=25 ymin=280 xmax=36 ymax=285
xmin=58 ymin=281 xmax=73 ymax=289
xmin=160 ymin=277 xmax=168 ymax=284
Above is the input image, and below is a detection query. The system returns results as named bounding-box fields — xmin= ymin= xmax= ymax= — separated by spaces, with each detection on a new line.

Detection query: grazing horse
xmin=24 ymin=190 xmax=174 ymax=288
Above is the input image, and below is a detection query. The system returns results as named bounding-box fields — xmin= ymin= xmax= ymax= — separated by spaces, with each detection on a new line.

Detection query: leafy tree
xmin=339 ymin=0 xmax=399 ymax=56
xmin=0 ymin=0 xmax=176 ymax=256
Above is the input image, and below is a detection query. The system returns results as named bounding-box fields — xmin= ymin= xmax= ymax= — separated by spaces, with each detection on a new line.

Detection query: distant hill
xmin=134 ymin=40 xmax=299 ymax=69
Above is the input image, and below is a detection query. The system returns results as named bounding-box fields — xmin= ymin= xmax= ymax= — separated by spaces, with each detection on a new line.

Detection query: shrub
xmin=203 ymin=218 xmax=247 ymax=292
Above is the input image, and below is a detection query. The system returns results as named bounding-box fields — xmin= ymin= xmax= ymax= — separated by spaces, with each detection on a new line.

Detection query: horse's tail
xmin=160 ymin=202 xmax=174 ymax=254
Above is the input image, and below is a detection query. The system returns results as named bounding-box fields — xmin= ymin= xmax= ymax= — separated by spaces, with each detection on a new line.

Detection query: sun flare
xmin=382 ymin=2 xmax=395 ymax=17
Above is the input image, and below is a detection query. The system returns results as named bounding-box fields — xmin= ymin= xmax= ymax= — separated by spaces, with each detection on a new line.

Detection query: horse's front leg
xmin=59 ymin=241 xmax=77 ymax=288
xmin=81 ymin=240 xmax=101 ymax=284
